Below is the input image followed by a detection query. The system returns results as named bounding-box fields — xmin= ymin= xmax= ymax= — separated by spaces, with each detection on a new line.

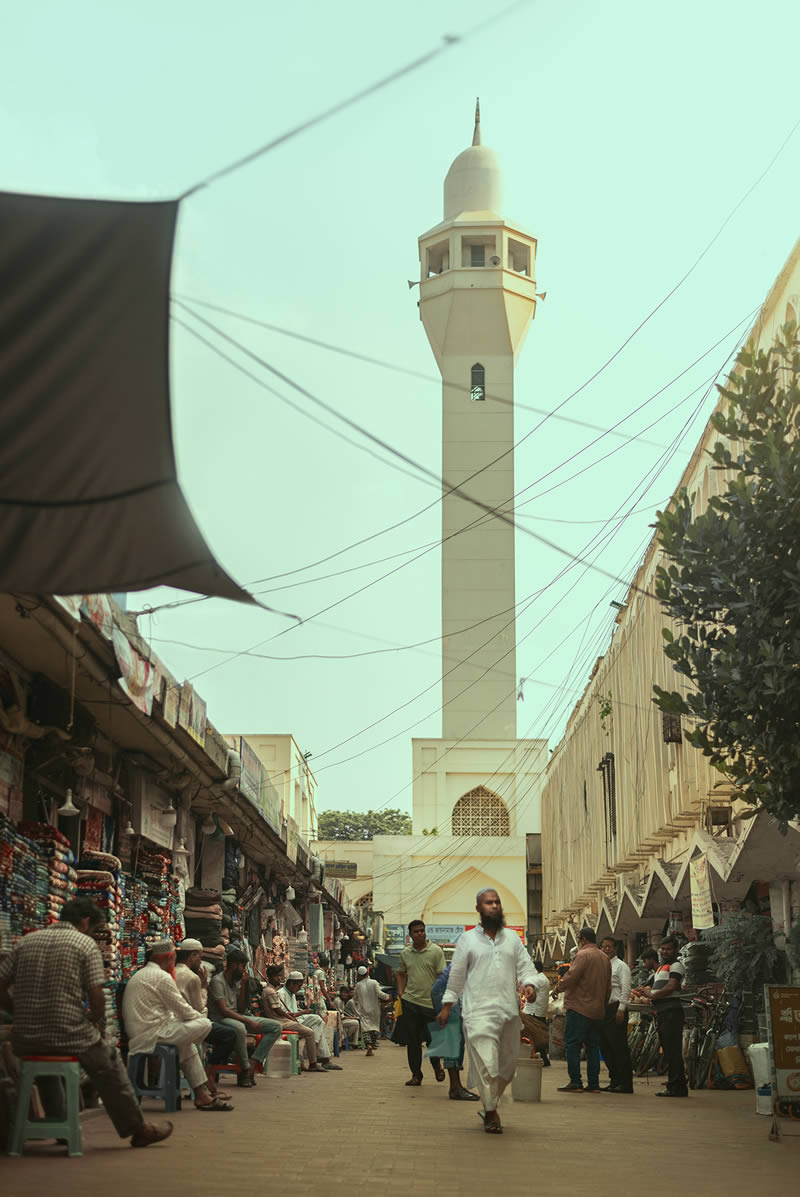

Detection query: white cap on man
xmin=357 ymin=966 xmax=368 ymax=976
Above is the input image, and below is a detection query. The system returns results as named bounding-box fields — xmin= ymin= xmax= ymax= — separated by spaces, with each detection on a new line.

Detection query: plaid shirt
xmin=0 ymin=922 xmax=105 ymax=1054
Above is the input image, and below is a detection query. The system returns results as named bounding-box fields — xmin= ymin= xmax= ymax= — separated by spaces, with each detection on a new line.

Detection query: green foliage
xmin=316 ymin=808 xmax=411 ymax=840
xmin=788 ymin=921 xmax=800 ymax=975
xmin=652 ymin=323 xmax=800 ymax=827
xmin=597 ymin=691 xmax=613 ymax=736
xmin=701 ymin=912 xmax=783 ymax=993
xmin=422 ymin=827 xmax=439 ymax=836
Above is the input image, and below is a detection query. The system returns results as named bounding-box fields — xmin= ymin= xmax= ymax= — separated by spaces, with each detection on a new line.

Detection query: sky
xmin=3 ymin=1 xmax=799 ymax=823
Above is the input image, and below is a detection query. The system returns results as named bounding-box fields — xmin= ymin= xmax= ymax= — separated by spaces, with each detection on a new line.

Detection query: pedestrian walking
xmin=437 ymin=889 xmax=539 ymax=1134
xmin=427 ymin=963 xmax=479 ymax=1101
xmin=519 ymin=958 xmax=551 ymax=1065
xmin=394 ymin=920 xmax=446 ymax=1086
xmin=551 ymin=926 xmax=611 ymax=1093
xmin=353 ymin=966 xmax=390 ymax=1055
xmin=0 ymin=897 xmax=173 ymax=1148
xmin=641 ymin=936 xmax=688 ymax=1097
xmin=597 ymin=936 xmax=633 ymax=1093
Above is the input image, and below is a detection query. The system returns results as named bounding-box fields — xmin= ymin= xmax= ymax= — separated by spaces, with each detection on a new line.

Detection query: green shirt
xmin=397 ymin=941 xmax=446 ymax=1008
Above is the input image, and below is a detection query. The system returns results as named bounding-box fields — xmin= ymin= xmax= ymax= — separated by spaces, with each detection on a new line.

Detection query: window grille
xmin=451 ymin=786 xmax=510 ymax=836
xmin=470 ymin=243 xmax=485 ymax=267
xmin=470 ymin=362 xmax=486 ymax=402
xmin=661 ymin=712 xmax=683 ymax=743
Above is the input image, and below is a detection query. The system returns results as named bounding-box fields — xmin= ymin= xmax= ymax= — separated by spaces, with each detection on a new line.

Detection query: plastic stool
xmin=127 ymin=1044 xmax=181 ymax=1113
xmin=8 ymin=1056 xmax=83 ymax=1157
xmin=281 ymin=1030 xmax=301 ymax=1075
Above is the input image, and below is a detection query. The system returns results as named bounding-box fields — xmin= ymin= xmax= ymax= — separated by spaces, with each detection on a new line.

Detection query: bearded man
xmin=437 ymin=889 xmax=539 ymax=1134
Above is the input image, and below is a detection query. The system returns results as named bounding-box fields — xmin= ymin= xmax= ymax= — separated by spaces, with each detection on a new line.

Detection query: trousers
xmin=297 ymin=1013 xmax=332 ymax=1060
xmin=342 ymin=1017 xmax=360 ymax=1045
xmin=218 ymin=1017 xmax=281 ymax=1070
xmin=564 ymin=1009 xmax=602 ymax=1089
xmin=596 ymin=1002 xmax=632 ymax=1089
xmin=153 ymin=1016 xmax=211 ymax=1088
xmin=281 ymin=1019 xmax=318 ymax=1066
xmin=38 ymin=1041 xmax=144 ymax=1139
xmin=206 ymin=1022 xmax=238 ymax=1065
xmin=401 ymin=1000 xmax=441 ymax=1078
xmin=655 ymin=1007 xmax=686 ymax=1092
xmin=519 ymin=1012 xmax=550 ymax=1064
xmin=463 ymin=1020 xmax=519 ymax=1113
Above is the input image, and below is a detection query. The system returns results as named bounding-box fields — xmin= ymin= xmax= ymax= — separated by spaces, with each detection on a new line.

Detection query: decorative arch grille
xmin=451 ymin=786 xmax=510 ymax=836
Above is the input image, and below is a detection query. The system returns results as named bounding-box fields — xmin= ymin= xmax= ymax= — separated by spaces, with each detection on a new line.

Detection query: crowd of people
xmin=0 ymin=889 xmax=689 ymax=1152
xmin=0 ymin=896 xmax=351 ymax=1151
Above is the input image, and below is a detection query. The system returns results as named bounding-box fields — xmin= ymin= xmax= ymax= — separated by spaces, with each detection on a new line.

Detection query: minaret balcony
xmin=420 ymin=265 xmax=537 ymax=303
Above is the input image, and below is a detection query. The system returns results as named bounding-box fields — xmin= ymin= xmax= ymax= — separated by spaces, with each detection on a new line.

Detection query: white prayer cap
xmin=179 ymin=938 xmax=203 ymax=952
xmin=287 ymin=970 xmax=304 ymax=981
xmin=476 ymin=887 xmax=499 ymax=903
xmin=357 ymin=966 xmax=368 ymax=976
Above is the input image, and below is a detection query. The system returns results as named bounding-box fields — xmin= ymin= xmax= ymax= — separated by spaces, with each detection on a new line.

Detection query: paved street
xmin=2 ymin=1046 xmax=797 ymax=1195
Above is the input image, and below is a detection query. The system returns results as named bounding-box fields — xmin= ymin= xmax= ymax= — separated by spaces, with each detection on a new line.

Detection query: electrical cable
xmin=178 ymin=1 xmax=536 ymax=200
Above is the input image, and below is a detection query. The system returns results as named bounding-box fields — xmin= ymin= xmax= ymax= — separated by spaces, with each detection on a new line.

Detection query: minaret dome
xmin=443 ymin=99 xmax=502 ymax=219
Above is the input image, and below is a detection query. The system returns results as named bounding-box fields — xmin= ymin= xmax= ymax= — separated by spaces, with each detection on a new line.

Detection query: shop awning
xmin=0 ymin=189 xmax=251 ymax=602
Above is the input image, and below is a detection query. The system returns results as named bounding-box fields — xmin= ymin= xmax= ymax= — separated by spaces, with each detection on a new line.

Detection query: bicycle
xmin=685 ymin=985 xmax=728 ymax=1090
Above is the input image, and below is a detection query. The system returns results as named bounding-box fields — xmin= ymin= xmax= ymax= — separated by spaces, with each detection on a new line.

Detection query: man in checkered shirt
xmin=0 ymin=897 xmax=173 ymax=1148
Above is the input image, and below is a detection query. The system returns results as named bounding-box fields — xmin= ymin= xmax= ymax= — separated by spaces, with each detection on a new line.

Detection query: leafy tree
xmin=653 ymin=323 xmax=800 ymax=828
xmin=316 ymin=808 xmax=412 ymax=840
xmin=701 ymin=912 xmax=783 ymax=994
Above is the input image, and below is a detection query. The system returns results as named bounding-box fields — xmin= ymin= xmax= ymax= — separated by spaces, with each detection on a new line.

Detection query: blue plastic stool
xmin=127 ymin=1044 xmax=181 ymax=1113
xmin=8 ymin=1056 xmax=83 ymax=1157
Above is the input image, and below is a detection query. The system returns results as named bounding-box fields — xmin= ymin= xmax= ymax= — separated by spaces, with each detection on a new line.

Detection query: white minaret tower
xmin=418 ymin=101 xmax=539 ymax=740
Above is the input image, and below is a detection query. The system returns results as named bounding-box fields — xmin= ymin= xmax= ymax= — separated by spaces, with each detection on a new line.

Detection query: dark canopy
xmin=0 ymin=190 xmax=251 ymax=601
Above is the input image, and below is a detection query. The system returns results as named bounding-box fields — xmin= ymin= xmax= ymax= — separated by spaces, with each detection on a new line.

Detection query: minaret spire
xmin=472 ymin=97 xmax=481 ymax=146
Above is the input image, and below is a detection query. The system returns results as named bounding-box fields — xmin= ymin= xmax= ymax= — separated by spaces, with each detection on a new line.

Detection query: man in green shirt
xmin=395 ymin=920 xmax=446 ymax=1086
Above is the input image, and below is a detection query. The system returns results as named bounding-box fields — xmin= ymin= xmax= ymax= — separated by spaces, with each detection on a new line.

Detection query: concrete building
xmin=314 ymin=105 xmax=547 ymax=944
xmin=539 ymin=237 xmax=800 ymax=968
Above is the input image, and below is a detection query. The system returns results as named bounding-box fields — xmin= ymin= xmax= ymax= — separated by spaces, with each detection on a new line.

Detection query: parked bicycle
xmin=685 ymin=985 xmax=728 ymax=1090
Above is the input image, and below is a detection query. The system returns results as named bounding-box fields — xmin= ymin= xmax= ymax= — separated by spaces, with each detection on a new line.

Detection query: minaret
xmin=417 ymin=102 xmax=539 ymax=740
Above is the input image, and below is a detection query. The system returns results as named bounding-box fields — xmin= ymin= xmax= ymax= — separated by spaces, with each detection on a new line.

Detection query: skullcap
xmin=149 ymin=938 xmax=175 ymax=955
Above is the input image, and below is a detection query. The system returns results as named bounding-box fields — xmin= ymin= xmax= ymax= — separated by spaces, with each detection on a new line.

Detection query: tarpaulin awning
xmin=0 ymin=189 xmax=252 ymax=601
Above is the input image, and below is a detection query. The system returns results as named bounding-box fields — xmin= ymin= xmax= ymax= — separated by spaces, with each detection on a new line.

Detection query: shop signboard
xmin=765 ymin=985 xmax=800 ymax=1106
xmin=325 ymin=860 xmax=358 ymax=879
xmin=689 ymin=853 xmax=714 ymax=930
xmin=112 ymin=628 xmax=155 ymax=716
xmin=179 ymin=682 xmax=207 ymax=747
xmin=238 ymin=737 xmax=264 ymax=809
xmin=385 ymin=924 xmax=408 ymax=950
xmin=286 ymin=816 xmax=299 ymax=864
xmin=162 ymin=681 xmax=179 ymax=727
xmin=425 ymin=925 xmax=465 ymax=945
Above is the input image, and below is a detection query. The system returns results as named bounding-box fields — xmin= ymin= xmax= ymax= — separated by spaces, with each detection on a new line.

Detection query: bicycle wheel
xmin=695 ymin=1030 xmax=716 ymax=1089
xmin=686 ymin=1026 xmax=700 ymax=1089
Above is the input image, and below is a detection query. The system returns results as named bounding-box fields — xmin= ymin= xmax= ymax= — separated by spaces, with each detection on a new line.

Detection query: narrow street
xmin=2 ymin=1047 xmax=797 ymax=1195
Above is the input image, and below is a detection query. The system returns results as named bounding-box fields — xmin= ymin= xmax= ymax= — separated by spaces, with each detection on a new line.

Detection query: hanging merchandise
xmin=18 ymin=821 xmax=77 ymax=930
xmin=75 ymin=849 xmax=124 ymax=1047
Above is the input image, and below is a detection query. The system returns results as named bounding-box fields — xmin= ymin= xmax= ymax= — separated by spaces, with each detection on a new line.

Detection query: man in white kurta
xmin=353 ymin=965 xmax=390 ymax=1054
xmin=121 ymin=939 xmax=223 ymax=1108
xmin=279 ymin=972 xmax=339 ymax=1068
xmin=439 ymin=890 xmax=538 ymax=1133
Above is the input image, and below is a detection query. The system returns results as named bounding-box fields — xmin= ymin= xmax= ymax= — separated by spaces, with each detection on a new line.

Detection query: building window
xmin=470 ymin=362 xmax=486 ymax=402
xmin=470 ymin=243 xmax=486 ymax=267
xmin=508 ymin=237 xmax=531 ymax=275
xmin=426 ymin=240 xmax=450 ymax=276
xmin=597 ymin=752 xmax=617 ymax=865
xmin=451 ymin=786 xmax=510 ymax=836
xmin=661 ymin=712 xmax=683 ymax=744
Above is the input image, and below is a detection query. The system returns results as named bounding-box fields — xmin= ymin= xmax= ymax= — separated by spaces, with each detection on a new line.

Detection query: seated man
xmin=0 ymin=897 xmax=172 ymax=1148
xmin=206 ymin=948 xmax=280 ymax=1088
xmin=121 ymin=939 xmax=229 ymax=1111
xmin=280 ymin=971 xmax=341 ymax=1070
xmin=262 ymin=965 xmax=327 ymax=1073
xmin=175 ymin=939 xmax=236 ymax=1099
xmin=335 ymin=986 xmax=361 ymax=1047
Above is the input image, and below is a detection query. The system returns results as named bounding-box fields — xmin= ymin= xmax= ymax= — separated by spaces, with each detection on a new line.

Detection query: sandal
xmin=434 ymin=1066 xmax=446 ymax=1083
xmin=405 ymin=1075 xmax=423 ymax=1086
xmin=478 ymin=1111 xmax=503 ymax=1134
xmin=196 ymin=1099 xmax=234 ymax=1112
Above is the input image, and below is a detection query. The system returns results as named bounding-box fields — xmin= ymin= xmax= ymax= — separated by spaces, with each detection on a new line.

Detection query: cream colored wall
xmin=311 ymin=838 xmax=375 ymax=906
xmin=541 ymin=237 xmax=800 ymax=934
xmin=246 ymin=732 xmax=318 ymax=840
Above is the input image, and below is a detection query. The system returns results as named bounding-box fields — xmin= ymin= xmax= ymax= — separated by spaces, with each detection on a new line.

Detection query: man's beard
xmin=480 ymin=911 xmax=505 ymax=932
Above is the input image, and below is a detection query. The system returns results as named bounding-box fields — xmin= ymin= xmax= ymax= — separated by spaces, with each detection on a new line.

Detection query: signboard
xmin=179 ymin=682 xmax=207 ymax=746
xmin=385 ymin=924 xmax=407 ymax=950
xmin=325 ymin=860 xmax=358 ymax=879
xmin=112 ymin=628 xmax=155 ymax=716
xmin=425 ymin=924 xmax=465 ymax=945
xmin=286 ymin=816 xmax=299 ymax=864
xmin=689 ymin=854 xmax=715 ymax=930
xmin=765 ymin=985 xmax=800 ymax=1105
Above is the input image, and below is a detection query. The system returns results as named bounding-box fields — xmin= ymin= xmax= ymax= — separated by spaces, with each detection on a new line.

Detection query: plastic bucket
xmin=747 ymin=1043 xmax=770 ymax=1089
xmin=266 ymin=1038 xmax=292 ymax=1079
xmin=511 ymin=1057 xmax=543 ymax=1102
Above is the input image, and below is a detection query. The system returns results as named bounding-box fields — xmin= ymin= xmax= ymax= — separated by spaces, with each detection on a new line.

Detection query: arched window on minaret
xmin=452 ymin=786 xmax=510 ymax=836
xmin=470 ymin=363 xmax=486 ymax=402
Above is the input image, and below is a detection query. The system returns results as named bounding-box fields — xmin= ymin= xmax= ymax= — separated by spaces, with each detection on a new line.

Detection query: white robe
xmin=353 ymin=978 xmax=384 ymax=1034
xmin=443 ymin=926 xmax=539 ymax=1111
xmin=279 ymin=986 xmax=332 ymax=1058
